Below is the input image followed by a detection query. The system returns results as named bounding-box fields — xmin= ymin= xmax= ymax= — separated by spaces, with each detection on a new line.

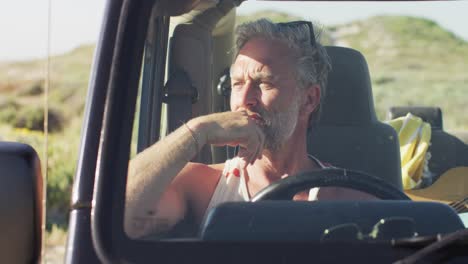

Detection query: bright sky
xmin=0 ymin=0 xmax=106 ymax=62
xmin=1 ymin=0 xmax=467 ymax=62
xmin=239 ymin=1 xmax=468 ymax=40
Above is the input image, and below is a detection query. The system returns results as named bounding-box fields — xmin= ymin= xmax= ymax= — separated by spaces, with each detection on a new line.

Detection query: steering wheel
xmin=251 ymin=168 xmax=410 ymax=201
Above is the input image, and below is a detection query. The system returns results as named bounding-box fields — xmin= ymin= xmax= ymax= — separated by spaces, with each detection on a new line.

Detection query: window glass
xmin=124 ymin=1 xmax=468 ymax=242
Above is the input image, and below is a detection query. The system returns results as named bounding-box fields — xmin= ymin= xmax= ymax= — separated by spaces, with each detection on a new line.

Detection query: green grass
xmin=44 ymin=225 xmax=67 ymax=263
xmin=46 ymin=224 xmax=68 ymax=247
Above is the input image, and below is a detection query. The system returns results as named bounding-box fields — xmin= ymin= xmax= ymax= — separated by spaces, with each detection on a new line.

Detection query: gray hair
xmin=234 ymin=18 xmax=332 ymax=125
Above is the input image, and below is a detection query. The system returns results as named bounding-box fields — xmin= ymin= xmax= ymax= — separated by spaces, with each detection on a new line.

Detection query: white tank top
xmin=203 ymin=155 xmax=330 ymax=221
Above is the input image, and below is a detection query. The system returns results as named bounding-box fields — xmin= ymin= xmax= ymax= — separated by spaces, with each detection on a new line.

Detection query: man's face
xmin=230 ymin=37 xmax=302 ymax=150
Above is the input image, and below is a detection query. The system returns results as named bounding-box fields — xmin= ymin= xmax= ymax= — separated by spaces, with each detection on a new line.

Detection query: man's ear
xmin=300 ymin=84 xmax=321 ymax=118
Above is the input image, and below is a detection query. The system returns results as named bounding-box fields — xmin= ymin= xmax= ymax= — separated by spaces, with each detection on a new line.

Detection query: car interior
xmin=307 ymin=46 xmax=402 ymax=190
xmin=144 ymin=0 xmax=468 ymax=241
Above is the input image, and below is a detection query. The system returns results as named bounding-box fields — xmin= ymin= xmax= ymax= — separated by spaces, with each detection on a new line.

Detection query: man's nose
xmin=238 ymin=81 xmax=258 ymax=108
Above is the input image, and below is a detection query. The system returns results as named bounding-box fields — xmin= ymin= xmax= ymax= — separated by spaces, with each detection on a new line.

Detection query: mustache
xmin=244 ymin=107 xmax=273 ymax=127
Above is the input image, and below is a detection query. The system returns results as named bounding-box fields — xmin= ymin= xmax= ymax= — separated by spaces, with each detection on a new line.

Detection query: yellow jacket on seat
xmin=387 ymin=113 xmax=431 ymax=190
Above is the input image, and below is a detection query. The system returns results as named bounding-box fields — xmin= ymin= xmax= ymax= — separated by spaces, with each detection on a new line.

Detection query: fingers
xmin=203 ymin=111 xmax=265 ymax=165
xmin=250 ymin=116 xmax=265 ymax=162
xmin=257 ymin=124 xmax=265 ymax=160
xmin=238 ymin=120 xmax=265 ymax=169
xmin=251 ymin=124 xmax=264 ymax=163
xmin=237 ymin=147 xmax=249 ymax=170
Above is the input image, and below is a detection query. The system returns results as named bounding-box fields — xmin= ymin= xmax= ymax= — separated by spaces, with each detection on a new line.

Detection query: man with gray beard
xmin=124 ymin=19 xmax=377 ymax=239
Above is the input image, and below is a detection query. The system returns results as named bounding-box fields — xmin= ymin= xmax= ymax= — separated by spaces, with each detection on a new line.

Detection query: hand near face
xmin=189 ymin=110 xmax=265 ymax=167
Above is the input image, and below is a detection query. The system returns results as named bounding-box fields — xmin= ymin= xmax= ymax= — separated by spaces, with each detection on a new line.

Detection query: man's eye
xmin=232 ymin=82 xmax=244 ymax=89
xmin=259 ymin=82 xmax=273 ymax=90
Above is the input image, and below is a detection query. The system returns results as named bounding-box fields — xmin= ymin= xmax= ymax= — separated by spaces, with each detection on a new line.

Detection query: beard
xmin=253 ymin=98 xmax=301 ymax=151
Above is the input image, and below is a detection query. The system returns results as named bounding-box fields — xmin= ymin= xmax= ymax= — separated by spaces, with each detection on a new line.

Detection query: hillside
xmin=329 ymin=15 xmax=468 ymax=127
xmin=0 ymin=44 xmax=94 ymax=129
xmin=0 ymin=45 xmax=95 ymax=229
xmin=2 ymin=14 xmax=467 ymax=129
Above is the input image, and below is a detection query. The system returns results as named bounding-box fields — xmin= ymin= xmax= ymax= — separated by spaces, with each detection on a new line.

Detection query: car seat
xmin=388 ymin=106 xmax=443 ymax=130
xmin=308 ymin=46 xmax=403 ymax=190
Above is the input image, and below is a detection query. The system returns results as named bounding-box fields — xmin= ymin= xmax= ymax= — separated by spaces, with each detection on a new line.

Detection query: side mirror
xmin=0 ymin=141 xmax=44 ymax=263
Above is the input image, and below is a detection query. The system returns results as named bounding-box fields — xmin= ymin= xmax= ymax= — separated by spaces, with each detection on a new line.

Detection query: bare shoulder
xmin=174 ymin=162 xmax=224 ymax=182
xmin=208 ymin=163 xmax=225 ymax=171
xmin=172 ymin=162 xmax=225 ymax=223
xmin=172 ymin=162 xmax=224 ymax=198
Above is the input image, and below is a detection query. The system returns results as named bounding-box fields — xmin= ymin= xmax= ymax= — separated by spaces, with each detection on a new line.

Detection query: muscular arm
xmin=124 ymin=111 xmax=264 ymax=239
xmin=125 ymin=119 xmax=205 ymax=239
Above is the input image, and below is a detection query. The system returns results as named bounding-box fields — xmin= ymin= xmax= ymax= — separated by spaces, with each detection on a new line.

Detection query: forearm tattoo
xmin=131 ymin=210 xmax=172 ymax=235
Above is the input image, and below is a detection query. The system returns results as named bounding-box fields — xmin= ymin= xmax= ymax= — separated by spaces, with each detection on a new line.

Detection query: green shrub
xmin=375 ymin=76 xmax=395 ymax=85
xmin=46 ymin=158 xmax=74 ymax=229
xmin=13 ymin=106 xmax=64 ymax=132
xmin=0 ymin=99 xmax=19 ymax=123
xmin=17 ymin=81 xmax=44 ymax=96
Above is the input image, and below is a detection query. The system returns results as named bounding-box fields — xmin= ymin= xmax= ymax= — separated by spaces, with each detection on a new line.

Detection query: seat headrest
xmin=319 ymin=46 xmax=377 ymax=126
xmin=388 ymin=106 xmax=443 ymax=130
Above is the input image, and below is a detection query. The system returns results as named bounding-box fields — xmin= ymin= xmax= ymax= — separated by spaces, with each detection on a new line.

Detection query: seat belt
xmin=216 ymin=68 xmax=238 ymax=159
xmin=164 ymin=69 xmax=198 ymax=134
